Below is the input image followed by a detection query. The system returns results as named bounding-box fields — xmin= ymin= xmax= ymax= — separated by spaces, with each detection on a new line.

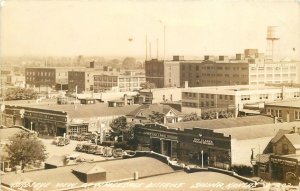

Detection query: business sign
xmin=270 ymin=157 xmax=297 ymax=166
xmin=24 ymin=112 xmax=67 ymax=123
xmin=193 ymin=138 xmax=214 ymax=146
xmin=144 ymin=131 xmax=178 ymax=140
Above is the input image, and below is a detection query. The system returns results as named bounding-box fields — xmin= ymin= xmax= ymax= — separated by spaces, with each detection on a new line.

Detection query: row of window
xmin=181 ymin=65 xmax=248 ymax=71
xmin=183 ymin=93 xmax=234 ymax=101
xmin=26 ymin=72 xmax=55 ymax=76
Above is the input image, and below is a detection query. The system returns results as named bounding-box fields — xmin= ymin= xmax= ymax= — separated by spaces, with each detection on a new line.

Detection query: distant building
xmin=25 ymin=67 xmax=85 ymax=91
xmin=126 ymin=104 xmax=183 ymax=124
xmin=68 ymin=70 xmax=97 ymax=93
xmin=145 ymin=50 xmax=299 ymax=88
xmin=135 ymin=88 xmax=182 ymax=104
xmin=145 ymin=59 xmax=164 ymax=88
xmin=265 ymin=100 xmax=300 ymax=122
xmin=93 ymin=71 xmax=145 ymax=92
xmin=181 ymin=85 xmax=300 ymax=117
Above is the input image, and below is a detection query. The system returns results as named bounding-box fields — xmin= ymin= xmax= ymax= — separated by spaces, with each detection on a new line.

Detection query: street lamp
xmin=201 ymin=150 xmax=204 ymax=168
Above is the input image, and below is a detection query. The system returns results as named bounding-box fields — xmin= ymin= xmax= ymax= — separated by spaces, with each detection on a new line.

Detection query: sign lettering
xmin=193 ymin=138 xmax=214 ymax=146
xmin=144 ymin=132 xmax=177 ymax=140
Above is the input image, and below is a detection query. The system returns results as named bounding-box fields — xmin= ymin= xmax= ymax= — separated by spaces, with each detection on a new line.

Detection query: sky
xmin=0 ymin=0 xmax=299 ymax=60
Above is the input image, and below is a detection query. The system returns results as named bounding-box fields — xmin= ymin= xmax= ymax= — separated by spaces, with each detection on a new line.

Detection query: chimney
xmin=90 ymin=61 xmax=95 ymax=68
xmin=184 ymin=81 xmax=189 ymax=88
xmin=124 ymin=94 xmax=128 ymax=106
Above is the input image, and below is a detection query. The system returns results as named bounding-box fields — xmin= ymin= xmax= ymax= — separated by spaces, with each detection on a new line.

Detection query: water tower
xmin=266 ymin=26 xmax=280 ymax=61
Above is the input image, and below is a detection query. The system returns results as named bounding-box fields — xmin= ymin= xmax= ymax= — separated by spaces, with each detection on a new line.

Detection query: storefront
xmin=134 ymin=123 xmax=231 ymax=169
xmin=3 ymin=105 xmax=68 ymax=137
xmin=178 ymin=128 xmax=231 ymax=169
xmin=270 ymin=155 xmax=299 ymax=185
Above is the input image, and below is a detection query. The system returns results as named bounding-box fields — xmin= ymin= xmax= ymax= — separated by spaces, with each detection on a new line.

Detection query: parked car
xmin=95 ymin=146 xmax=104 ymax=155
xmin=122 ymin=150 xmax=136 ymax=158
xmin=87 ymin=144 xmax=97 ymax=154
xmin=78 ymin=132 xmax=93 ymax=141
xmin=52 ymin=136 xmax=63 ymax=145
xmin=112 ymin=148 xmax=123 ymax=158
xmin=57 ymin=137 xmax=70 ymax=146
xmin=103 ymin=146 xmax=113 ymax=157
xmin=75 ymin=144 xmax=83 ymax=152
xmin=82 ymin=143 xmax=92 ymax=153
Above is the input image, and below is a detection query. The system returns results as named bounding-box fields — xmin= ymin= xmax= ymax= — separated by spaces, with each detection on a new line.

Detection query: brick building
xmin=145 ymin=50 xmax=299 ymax=88
xmin=265 ymin=100 xmax=300 ymax=122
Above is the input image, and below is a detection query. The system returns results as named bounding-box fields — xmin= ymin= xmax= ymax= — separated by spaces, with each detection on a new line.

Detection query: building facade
xmin=256 ymin=130 xmax=300 ymax=185
xmin=93 ymin=72 xmax=145 ymax=92
xmin=25 ymin=67 xmax=86 ymax=91
xmin=265 ymin=101 xmax=300 ymax=122
xmin=145 ymin=59 xmax=164 ymax=88
xmin=181 ymin=85 xmax=300 ymax=116
xmin=145 ymin=50 xmax=299 ymax=88
xmin=68 ymin=70 xmax=96 ymax=93
xmin=134 ymin=123 xmax=231 ymax=169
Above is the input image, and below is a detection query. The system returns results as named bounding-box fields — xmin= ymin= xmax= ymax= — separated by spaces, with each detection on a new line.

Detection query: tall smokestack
xmin=149 ymin=42 xmax=152 ymax=59
xmin=156 ymin=38 xmax=159 ymax=59
xmin=146 ymin=35 xmax=148 ymax=61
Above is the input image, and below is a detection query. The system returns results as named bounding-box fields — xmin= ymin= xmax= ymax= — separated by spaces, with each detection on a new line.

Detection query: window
xmin=201 ymin=102 xmax=204 ymax=107
xmin=219 ymin=95 xmax=223 ymax=99
xmin=275 ymin=110 xmax=282 ymax=118
xmin=206 ymin=94 xmax=209 ymax=98
xmin=211 ymin=95 xmax=214 ymax=99
xmin=201 ymin=94 xmax=204 ymax=98
xmin=196 ymin=66 xmax=199 ymax=71
xmin=241 ymin=95 xmax=250 ymax=101
xmin=206 ymin=102 xmax=209 ymax=107
xmin=267 ymin=109 xmax=271 ymax=115
xmin=276 ymin=93 xmax=282 ymax=99
xmin=211 ymin=101 xmax=214 ymax=107
xmin=295 ymin=111 xmax=300 ymax=120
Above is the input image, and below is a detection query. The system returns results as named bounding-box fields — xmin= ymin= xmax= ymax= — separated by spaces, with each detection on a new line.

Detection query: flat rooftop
xmin=265 ymin=100 xmax=300 ymax=108
xmin=1 ymin=157 xmax=175 ymax=191
xmin=167 ymin=116 xmax=275 ymax=131
xmin=215 ymin=121 xmax=299 ymax=140
xmin=5 ymin=100 xmax=141 ymax=119
xmin=81 ymin=171 xmax=248 ymax=191
xmin=182 ymin=85 xmax=298 ymax=95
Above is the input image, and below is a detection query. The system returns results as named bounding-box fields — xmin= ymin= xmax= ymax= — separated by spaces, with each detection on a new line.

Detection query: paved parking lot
xmin=40 ymin=138 xmax=112 ymax=162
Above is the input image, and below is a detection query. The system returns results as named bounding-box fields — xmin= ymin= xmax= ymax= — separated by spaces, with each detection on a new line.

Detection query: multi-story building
xmin=68 ymin=70 xmax=97 ymax=93
xmin=93 ymin=71 xmax=145 ymax=92
xmin=25 ymin=67 xmax=85 ymax=91
xmin=180 ymin=60 xmax=250 ymax=87
xmin=145 ymin=50 xmax=299 ymax=88
xmin=181 ymin=85 xmax=300 ymax=117
xmin=145 ymin=59 xmax=164 ymax=88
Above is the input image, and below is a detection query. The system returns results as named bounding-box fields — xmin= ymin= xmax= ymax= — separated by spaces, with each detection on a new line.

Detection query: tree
xmin=110 ymin=116 xmax=135 ymax=141
xmin=5 ymin=88 xmax=37 ymax=101
xmin=148 ymin=111 xmax=165 ymax=123
xmin=122 ymin=57 xmax=136 ymax=69
xmin=5 ymin=132 xmax=47 ymax=169
xmin=182 ymin=112 xmax=201 ymax=122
